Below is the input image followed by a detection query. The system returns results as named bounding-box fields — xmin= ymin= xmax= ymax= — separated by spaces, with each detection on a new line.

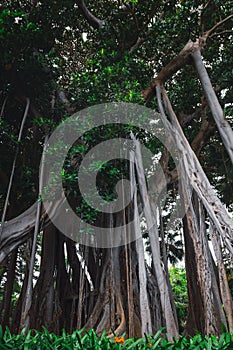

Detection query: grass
xmin=0 ymin=326 xmax=233 ymax=349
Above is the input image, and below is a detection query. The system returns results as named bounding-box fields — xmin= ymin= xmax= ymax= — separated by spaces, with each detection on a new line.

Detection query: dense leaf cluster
xmin=0 ymin=326 xmax=233 ymax=350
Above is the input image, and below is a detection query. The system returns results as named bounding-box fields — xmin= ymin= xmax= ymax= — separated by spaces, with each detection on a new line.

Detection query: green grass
xmin=0 ymin=327 xmax=233 ymax=349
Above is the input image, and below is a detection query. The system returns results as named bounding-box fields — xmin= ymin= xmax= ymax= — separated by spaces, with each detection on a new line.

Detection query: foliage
xmin=0 ymin=327 xmax=233 ymax=350
xmin=169 ymin=267 xmax=188 ymax=329
xmin=70 ymin=50 xmax=148 ymax=109
xmin=1 ymin=0 xmax=232 ymax=214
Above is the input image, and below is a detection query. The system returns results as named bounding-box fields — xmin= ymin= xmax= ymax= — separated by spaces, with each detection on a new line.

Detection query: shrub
xmin=0 ymin=326 xmax=233 ymax=349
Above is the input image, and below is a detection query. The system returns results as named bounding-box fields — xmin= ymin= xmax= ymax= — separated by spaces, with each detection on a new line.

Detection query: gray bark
xmin=0 ymin=98 xmax=30 ymax=238
xmin=192 ymin=48 xmax=233 ymax=164
xmin=20 ymin=135 xmax=48 ymax=331
xmin=157 ymin=86 xmax=233 ymax=257
xmin=133 ymin=135 xmax=179 ymax=340
xmin=130 ymin=150 xmax=152 ymax=335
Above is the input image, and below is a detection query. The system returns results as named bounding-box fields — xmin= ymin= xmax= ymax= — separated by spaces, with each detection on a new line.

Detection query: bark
xmin=0 ymin=96 xmax=8 ymax=117
xmin=109 ymin=229 xmax=115 ymax=331
xmin=0 ymin=204 xmax=36 ymax=262
xmin=191 ymin=119 xmax=215 ymax=156
xmin=158 ymin=203 xmax=179 ymax=329
xmin=20 ymin=136 xmax=47 ymax=331
xmin=76 ymin=245 xmax=88 ymax=329
xmin=133 ymin=135 xmax=179 ymax=340
xmin=11 ymin=255 xmax=30 ymax=333
xmin=1 ymin=249 xmax=17 ymax=329
xmin=158 ymin=86 xmax=233 ymax=257
xmin=143 ymin=14 xmax=233 ymax=103
xmin=124 ymin=236 xmax=134 ymax=337
xmin=192 ymin=48 xmax=233 ymax=164
xmin=142 ymin=40 xmax=197 ymax=102
xmin=28 ymin=225 xmax=56 ymax=331
xmin=146 ymin=265 xmax=162 ymax=333
xmin=0 ymin=198 xmax=65 ymax=263
xmin=183 ymin=214 xmax=205 ymax=335
xmin=77 ymin=0 xmax=105 ymax=29
xmin=201 ymin=14 xmax=233 ymax=42
xmin=154 ymin=82 xmax=233 ymax=333
xmin=135 ymin=235 xmax=152 ymax=334
xmin=183 ymin=195 xmax=223 ymax=334
xmin=130 ymin=150 xmax=152 ymax=334
xmin=210 ymin=225 xmax=233 ymax=330
xmin=0 ymin=98 xmax=30 ymax=237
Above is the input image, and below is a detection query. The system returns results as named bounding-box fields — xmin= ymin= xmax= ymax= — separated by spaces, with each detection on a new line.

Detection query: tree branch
xmin=201 ymin=14 xmax=233 ymax=42
xmin=192 ymin=48 xmax=233 ymax=164
xmin=129 ymin=36 xmax=144 ymax=55
xmin=143 ymin=13 xmax=233 ymax=104
xmin=142 ymin=40 xmax=198 ymax=103
xmin=77 ymin=0 xmax=105 ymax=29
xmin=210 ymin=30 xmax=233 ymax=38
xmin=191 ymin=116 xmax=216 ymax=156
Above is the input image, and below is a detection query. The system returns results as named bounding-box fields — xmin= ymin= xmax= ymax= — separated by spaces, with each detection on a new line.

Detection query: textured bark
xmin=131 ymin=150 xmax=152 ymax=335
xmin=29 ymin=225 xmax=57 ymax=331
xmin=192 ymin=48 xmax=233 ymax=164
xmin=0 ymin=98 xmax=30 ymax=236
xmin=1 ymin=249 xmax=17 ymax=329
xmin=155 ymin=83 xmax=233 ymax=333
xmin=20 ymin=136 xmax=47 ymax=331
xmin=210 ymin=226 xmax=233 ymax=330
xmin=0 ymin=204 xmax=37 ymax=262
xmin=183 ymin=215 xmax=205 ymax=335
xmin=0 ymin=198 xmax=65 ymax=263
xmin=158 ymin=87 xmax=233 ymax=256
xmin=183 ymin=196 xmax=224 ymax=335
xmin=133 ymin=135 xmax=179 ymax=340
xmin=11 ymin=258 xmax=30 ymax=333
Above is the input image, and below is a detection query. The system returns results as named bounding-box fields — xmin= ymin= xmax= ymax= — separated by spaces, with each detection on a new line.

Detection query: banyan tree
xmin=0 ymin=0 xmax=233 ymax=340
